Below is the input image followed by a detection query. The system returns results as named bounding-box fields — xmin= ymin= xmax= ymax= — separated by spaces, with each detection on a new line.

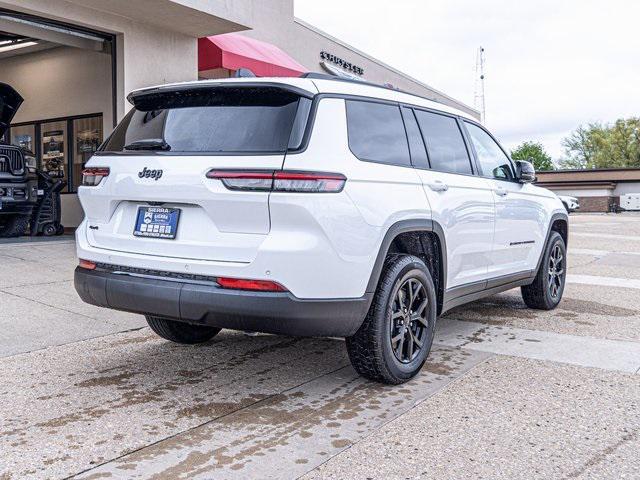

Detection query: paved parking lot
xmin=1 ymin=213 xmax=639 ymax=479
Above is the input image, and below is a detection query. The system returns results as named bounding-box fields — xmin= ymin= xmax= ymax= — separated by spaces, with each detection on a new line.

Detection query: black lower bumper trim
xmin=74 ymin=267 xmax=371 ymax=337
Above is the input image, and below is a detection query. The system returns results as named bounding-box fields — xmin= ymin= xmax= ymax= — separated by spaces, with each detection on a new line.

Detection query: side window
xmin=414 ymin=110 xmax=473 ymax=175
xmin=465 ymin=122 xmax=514 ymax=181
xmin=400 ymin=107 xmax=429 ymax=169
xmin=346 ymin=100 xmax=410 ymax=167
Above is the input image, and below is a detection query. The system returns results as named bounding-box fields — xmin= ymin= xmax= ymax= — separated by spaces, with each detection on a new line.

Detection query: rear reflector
xmin=82 ymin=167 xmax=110 ymax=186
xmin=206 ymin=170 xmax=346 ymax=193
xmin=217 ymin=277 xmax=287 ymax=292
xmin=78 ymin=259 xmax=97 ymax=270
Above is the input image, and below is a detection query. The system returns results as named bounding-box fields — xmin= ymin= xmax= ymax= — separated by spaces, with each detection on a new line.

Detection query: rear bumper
xmin=74 ymin=266 xmax=371 ymax=337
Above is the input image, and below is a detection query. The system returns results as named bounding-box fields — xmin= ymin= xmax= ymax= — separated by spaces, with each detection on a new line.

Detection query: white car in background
xmin=558 ymin=195 xmax=580 ymax=213
xmin=74 ymin=74 xmax=569 ymax=384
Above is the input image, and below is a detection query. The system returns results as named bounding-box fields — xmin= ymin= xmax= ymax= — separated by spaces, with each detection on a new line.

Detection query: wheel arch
xmin=366 ymin=219 xmax=447 ymax=315
xmin=533 ymin=212 xmax=569 ymax=276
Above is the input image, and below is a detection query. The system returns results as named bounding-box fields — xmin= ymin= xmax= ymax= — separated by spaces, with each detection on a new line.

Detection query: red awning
xmin=198 ymin=33 xmax=307 ymax=77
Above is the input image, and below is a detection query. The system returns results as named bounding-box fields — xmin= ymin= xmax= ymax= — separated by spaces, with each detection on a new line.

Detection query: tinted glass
xmin=465 ymin=122 xmax=514 ymax=180
xmin=401 ymin=107 xmax=429 ymax=169
xmin=414 ymin=110 xmax=472 ymax=175
xmin=346 ymin=100 xmax=410 ymax=166
xmin=102 ymin=87 xmax=306 ymax=153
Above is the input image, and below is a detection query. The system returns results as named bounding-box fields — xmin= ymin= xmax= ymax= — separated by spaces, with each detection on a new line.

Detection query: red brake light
xmin=82 ymin=167 xmax=110 ymax=186
xmin=217 ymin=277 xmax=287 ymax=292
xmin=206 ymin=170 xmax=346 ymax=193
xmin=78 ymin=259 xmax=97 ymax=270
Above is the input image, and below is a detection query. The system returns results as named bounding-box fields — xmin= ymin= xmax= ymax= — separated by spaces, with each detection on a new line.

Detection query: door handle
xmin=495 ymin=187 xmax=508 ymax=197
xmin=426 ymin=181 xmax=449 ymax=192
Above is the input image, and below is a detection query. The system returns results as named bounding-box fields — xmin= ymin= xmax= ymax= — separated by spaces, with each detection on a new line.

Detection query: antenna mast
xmin=474 ymin=46 xmax=486 ymax=123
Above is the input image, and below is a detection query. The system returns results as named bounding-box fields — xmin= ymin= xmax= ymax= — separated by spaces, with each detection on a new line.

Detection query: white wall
xmin=614 ymin=182 xmax=640 ymax=196
xmin=0 ymin=46 xmax=113 ymax=129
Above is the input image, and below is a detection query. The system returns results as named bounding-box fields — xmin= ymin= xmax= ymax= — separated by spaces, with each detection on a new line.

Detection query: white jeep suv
xmin=75 ymin=74 xmax=568 ymax=384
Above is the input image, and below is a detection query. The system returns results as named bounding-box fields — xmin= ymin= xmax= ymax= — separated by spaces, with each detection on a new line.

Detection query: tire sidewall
xmin=378 ymin=258 xmax=437 ymax=380
xmin=542 ymin=233 xmax=567 ymax=307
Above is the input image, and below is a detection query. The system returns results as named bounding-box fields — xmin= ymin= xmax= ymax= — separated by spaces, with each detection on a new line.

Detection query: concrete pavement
xmin=1 ymin=213 xmax=639 ymax=479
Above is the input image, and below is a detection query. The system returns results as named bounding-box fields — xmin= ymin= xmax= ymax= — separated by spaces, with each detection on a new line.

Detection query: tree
xmin=511 ymin=141 xmax=555 ymax=171
xmin=559 ymin=118 xmax=640 ymax=169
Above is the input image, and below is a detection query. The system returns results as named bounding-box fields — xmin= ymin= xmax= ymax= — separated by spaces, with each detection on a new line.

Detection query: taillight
xmin=217 ymin=277 xmax=287 ymax=292
xmin=82 ymin=167 xmax=110 ymax=186
xmin=78 ymin=259 xmax=97 ymax=270
xmin=206 ymin=170 xmax=273 ymax=191
xmin=273 ymin=171 xmax=346 ymax=193
xmin=206 ymin=170 xmax=346 ymax=193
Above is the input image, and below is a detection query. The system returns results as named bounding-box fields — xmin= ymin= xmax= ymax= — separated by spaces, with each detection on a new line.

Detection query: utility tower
xmin=474 ymin=46 xmax=486 ymax=123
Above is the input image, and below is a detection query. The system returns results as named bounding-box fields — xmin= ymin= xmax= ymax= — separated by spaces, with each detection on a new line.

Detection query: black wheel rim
xmin=548 ymin=244 xmax=565 ymax=299
xmin=390 ymin=277 xmax=429 ymax=364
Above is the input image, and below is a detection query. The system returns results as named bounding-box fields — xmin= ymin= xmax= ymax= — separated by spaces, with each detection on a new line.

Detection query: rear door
xmin=407 ymin=107 xmax=495 ymax=289
xmin=463 ymin=121 xmax=546 ymax=278
xmin=79 ymin=84 xmax=312 ymax=263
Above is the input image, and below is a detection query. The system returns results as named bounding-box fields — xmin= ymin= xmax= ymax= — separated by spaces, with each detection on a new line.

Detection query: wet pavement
xmin=1 ymin=213 xmax=639 ymax=479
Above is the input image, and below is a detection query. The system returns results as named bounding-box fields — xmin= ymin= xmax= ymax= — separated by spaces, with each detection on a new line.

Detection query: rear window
xmin=346 ymin=100 xmax=410 ymax=167
xmin=101 ymin=86 xmax=311 ymax=154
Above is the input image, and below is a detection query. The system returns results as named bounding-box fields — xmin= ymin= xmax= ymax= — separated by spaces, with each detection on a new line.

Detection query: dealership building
xmin=0 ymin=0 xmax=478 ymax=228
xmin=536 ymin=168 xmax=640 ymax=212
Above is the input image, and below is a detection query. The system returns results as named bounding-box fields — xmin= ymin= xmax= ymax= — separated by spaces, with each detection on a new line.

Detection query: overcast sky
xmin=295 ymin=0 xmax=640 ymax=160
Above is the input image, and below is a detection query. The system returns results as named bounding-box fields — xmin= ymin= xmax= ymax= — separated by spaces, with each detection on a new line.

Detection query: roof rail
xmin=299 ymin=72 xmax=450 ymax=110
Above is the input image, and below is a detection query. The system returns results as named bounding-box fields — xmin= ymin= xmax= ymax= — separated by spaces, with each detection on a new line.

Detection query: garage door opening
xmin=0 ymin=8 xmax=116 ymax=228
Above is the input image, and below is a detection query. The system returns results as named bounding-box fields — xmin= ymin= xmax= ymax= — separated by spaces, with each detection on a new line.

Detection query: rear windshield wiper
xmin=124 ymin=139 xmax=171 ymax=151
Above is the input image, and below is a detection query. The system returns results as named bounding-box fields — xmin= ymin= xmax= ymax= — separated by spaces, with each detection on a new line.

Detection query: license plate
xmin=133 ymin=206 xmax=180 ymax=239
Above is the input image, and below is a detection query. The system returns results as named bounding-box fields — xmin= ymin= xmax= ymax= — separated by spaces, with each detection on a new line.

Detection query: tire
xmin=0 ymin=215 xmax=30 ymax=238
xmin=346 ymin=254 xmax=437 ymax=385
xmin=146 ymin=316 xmax=221 ymax=344
xmin=521 ymin=231 xmax=566 ymax=310
xmin=56 ymin=224 xmax=65 ymax=236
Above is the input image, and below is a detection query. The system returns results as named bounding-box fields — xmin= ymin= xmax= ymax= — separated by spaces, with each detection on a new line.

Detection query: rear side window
xmin=346 ymin=100 xmax=410 ymax=167
xmin=414 ymin=110 xmax=473 ymax=175
xmin=101 ymin=87 xmax=309 ymax=154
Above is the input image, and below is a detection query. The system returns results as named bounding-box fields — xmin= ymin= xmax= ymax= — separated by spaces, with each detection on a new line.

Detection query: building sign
xmin=320 ymin=51 xmax=364 ymax=76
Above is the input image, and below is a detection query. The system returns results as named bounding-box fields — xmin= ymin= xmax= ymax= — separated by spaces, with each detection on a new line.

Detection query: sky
xmin=294 ymin=0 xmax=640 ymax=160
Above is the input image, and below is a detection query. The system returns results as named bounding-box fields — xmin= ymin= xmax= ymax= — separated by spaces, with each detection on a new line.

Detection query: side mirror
xmin=515 ymin=160 xmax=536 ymax=183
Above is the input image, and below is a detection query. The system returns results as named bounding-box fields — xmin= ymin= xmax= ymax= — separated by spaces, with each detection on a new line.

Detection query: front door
xmin=463 ymin=121 xmax=545 ymax=279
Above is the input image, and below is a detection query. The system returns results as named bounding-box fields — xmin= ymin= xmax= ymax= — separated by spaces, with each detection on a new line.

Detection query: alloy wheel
xmin=548 ymin=244 xmax=565 ymax=299
xmin=390 ymin=277 xmax=429 ymax=363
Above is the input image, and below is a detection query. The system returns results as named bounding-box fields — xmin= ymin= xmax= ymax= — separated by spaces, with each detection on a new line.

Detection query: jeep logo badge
xmin=138 ymin=167 xmax=163 ymax=180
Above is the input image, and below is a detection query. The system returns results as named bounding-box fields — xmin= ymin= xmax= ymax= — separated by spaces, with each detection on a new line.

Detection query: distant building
xmin=536 ymin=168 xmax=640 ymax=212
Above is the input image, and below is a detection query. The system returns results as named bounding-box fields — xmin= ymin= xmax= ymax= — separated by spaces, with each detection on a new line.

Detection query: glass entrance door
xmin=41 ymin=121 xmax=68 ymax=192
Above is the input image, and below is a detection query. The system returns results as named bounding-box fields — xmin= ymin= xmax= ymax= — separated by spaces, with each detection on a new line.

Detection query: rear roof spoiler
xmin=127 ymin=81 xmax=315 ymax=106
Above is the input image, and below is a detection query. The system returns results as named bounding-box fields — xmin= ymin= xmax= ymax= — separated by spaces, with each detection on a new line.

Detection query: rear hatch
xmin=80 ymin=82 xmax=314 ymax=263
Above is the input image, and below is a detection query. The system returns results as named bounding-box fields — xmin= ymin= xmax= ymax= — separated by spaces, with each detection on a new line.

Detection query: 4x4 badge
xmin=138 ymin=167 xmax=163 ymax=180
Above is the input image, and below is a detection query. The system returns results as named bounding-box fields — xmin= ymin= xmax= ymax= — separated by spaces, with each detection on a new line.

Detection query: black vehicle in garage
xmin=0 ymin=83 xmax=38 ymax=237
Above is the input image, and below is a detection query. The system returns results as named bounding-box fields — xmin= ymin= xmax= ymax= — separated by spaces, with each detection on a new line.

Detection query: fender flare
xmin=365 ymin=219 xmax=447 ymax=296
xmin=533 ymin=211 xmax=569 ymax=276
